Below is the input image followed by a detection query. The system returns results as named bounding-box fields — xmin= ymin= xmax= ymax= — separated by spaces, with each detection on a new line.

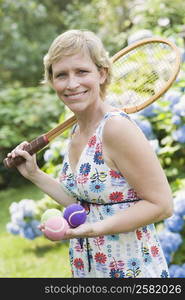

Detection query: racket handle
xmin=3 ymin=135 xmax=49 ymax=169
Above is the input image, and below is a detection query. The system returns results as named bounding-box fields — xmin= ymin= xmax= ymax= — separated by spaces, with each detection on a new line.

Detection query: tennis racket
xmin=4 ymin=37 xmax=181 ymax=168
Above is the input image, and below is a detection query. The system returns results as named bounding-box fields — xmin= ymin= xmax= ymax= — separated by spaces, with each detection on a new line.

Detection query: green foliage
xmin=0 ymin=85 xmax=65 ymax=187
xmin=0 ymin=85 xmax=63 ymax=148
xmin=1 ymin=0 xmax=185 ymax=88
xmin=1 ymin=0 xmax=185 ymax=276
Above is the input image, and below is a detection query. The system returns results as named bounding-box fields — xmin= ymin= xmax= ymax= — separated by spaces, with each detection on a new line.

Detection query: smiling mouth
xmin=64 ymin=90 xmax=88 ymax=98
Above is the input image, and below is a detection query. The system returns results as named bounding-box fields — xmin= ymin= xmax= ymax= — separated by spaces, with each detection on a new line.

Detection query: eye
xmin=57 ymin=73 xmax=66 ymax=77
xmin=78 ymin=70 xmax=88 ymax=74
xmin=56 ymin=72 xmax=67 ymax=78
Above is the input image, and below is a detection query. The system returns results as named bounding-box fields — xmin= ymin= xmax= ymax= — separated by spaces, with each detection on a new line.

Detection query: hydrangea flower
xmin=169 ymin=264 xmax=185 ymax=278
xmin=172 ymin=125 xmax=185 ymax=143
xmin=138 ymin=102 xmax=162 ymax=117
xmin=7 ymin=199 xmax=42 ymax=240
xmin=43 ymin=149 xmax=53 ymax=162
xmin=164 ymin=90 xmax=181 ymax=109
xmin=158 ymin=230 xmax=182 ymax=254
xmin=164 ymin=214 xmax=184 ymax=232
xmin=171 ymin=115 xmax=181 ymax=125
xmin=134 ymin=118 xmax=154 ymax=139
xmin=172 ymin=96 xmax=185 ymax=117
xmin=173 ymin=193 xmax=185 ymax=217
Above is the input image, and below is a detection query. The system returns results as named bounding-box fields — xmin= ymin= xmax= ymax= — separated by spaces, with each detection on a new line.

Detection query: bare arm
xmin=27 ymin=169 xmax=76 ymax=207
xmin=8 ymin=142 xmax=75 ymax=207
xmin=94 ymin=116 xmax=173 ymax=234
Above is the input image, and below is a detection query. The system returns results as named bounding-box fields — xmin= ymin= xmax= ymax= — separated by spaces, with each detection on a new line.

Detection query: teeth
xmin=65 ymin=91 xmax=87 ymax=98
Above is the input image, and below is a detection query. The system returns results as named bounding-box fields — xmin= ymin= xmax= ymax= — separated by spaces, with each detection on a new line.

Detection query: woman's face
xmin=51 ymin=51 xmax=106 ymax=113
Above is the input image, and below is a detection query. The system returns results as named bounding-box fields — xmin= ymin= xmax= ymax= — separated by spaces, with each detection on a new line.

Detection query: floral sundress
xmin=59 ymin=111 xmax=169 ymax=278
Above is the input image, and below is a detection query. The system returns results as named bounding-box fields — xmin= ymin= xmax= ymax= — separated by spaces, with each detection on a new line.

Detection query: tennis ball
xmin=63 ymin=203 xmax=87 ymax=228
xmin=43 ymin=216 xmax=69 ymax=241
xmin=41 ymin=208 xmax=62 ymax=223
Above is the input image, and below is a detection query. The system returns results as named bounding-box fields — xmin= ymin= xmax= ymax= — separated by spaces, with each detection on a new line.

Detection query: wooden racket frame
xmin=3 ymin=37 xmax=181 ymax=168
xmin=46 ymin=37 xmax=181 ymax=140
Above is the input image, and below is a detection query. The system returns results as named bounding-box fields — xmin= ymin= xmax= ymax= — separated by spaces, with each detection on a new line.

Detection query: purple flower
xmin=173 ymin=194 xmax=185 ymax=217
xmin=134 ymin=119 xmax=154 ymax=139
xmin=171 ymin=115 xmax=181 ymax=125
xmin=139 ymin=102 xmax=162 ymax=117
xmin=30 ymin=220 xmax=42 ymax=236
xmin=172 ymin=96 xmax=185 ymax=117
xmin=164 ymin=214 xmax=184 ymax=232
xmin=158 ymin=230 xmax=182 ymax=254
xmin=164 ymin=252 xmax=172 ymax=265
xmin=169 ymin=264 xmax=185 ymax=278
xmin=6 ymin=222 xmax=20 ymax=235
xmin=164 ymin=90 xmax=181 ymax=110
xmin=172 ymin=125 xmax=185 ymax=143
xmin=20 ymin=223 xmax=36 ymax=240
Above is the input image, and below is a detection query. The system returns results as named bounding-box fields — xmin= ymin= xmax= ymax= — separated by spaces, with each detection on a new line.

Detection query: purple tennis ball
xmin=63 ymin=204 xmax=87 ymax=228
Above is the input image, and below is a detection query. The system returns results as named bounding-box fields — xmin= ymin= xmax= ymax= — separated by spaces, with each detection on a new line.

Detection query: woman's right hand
xmin=7 ymin=141 xmax=39 ymax=179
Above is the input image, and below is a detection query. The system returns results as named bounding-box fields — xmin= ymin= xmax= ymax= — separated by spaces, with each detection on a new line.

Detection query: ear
xmin=99 ymin=67 xmax=108 ymax=85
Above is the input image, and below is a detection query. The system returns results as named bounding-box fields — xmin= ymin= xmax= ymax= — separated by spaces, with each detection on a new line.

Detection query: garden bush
xmin=0 ymin=85 xmax=66 ymax=188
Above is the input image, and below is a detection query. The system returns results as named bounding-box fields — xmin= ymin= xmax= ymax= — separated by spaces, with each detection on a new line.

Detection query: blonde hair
xmin=42 ymin=29 xmax=112 ymax=99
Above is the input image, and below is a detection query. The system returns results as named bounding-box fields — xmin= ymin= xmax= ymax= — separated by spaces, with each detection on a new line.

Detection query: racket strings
xmin=107 ymin=42 xmax=177 ymax=108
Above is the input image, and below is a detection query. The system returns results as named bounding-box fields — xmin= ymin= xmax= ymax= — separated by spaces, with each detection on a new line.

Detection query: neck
xmin=75 ymin=102 xmax=112 ymax=135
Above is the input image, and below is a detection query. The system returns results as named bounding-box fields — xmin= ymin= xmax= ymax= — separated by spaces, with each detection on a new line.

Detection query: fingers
xmin=7 ymin=141 xmax=31 ymax=160
xmin=38 ymin=223 xmax=45 ymax=232
xmin=64 ymin=224 xmax=93 ymax=239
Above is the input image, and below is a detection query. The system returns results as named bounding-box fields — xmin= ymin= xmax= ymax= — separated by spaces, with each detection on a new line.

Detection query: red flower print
xmin=151 ymin=245 xmax=159 ymax=257
xmin=136 ymin=229 xmax=142 ymax=240
xmin=74 ymin=258 xmax=84 ymax=269
xmin=94 ymin=252 xmax=107 ymax=264
xmin=88 ymin=135 xmax=96 ymax=147
xmin=59 ymin=173 xmax=67 ymax=181
xmin=95 ymin=142 xmax=102 ymax=152
xmin=109 ymin=170 xmax=122 ymax=178
xmin=77 ymin=174 xmax=89 ymax=184
xmin=127 ymin=189 xmax=139 ymax=200
xmin=109 ymin=191 xmax=124 ymax=202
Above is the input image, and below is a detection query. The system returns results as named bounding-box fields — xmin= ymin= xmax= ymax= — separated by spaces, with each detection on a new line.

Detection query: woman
xmin=8 ymin=29 xmax=173 ymax=278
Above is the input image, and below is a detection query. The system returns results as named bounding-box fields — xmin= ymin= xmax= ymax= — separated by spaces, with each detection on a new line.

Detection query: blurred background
xmin=0 ymin=0 xmax=185 ymax=278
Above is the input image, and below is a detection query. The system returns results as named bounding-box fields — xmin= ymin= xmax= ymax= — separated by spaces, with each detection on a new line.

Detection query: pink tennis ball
xmin=43 ymin=216 xmax=69 ymax=241
xmin=63 ymin=204 xmax=87 ymax=228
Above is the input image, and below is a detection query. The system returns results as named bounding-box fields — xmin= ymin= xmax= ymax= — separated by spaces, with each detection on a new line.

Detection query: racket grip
xmin=3 ymin=135 xmax=49 ymax=169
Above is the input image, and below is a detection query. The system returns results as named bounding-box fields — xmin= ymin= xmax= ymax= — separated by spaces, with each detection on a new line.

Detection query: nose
xmin=66 ymin=74 xmax=80 ymax=89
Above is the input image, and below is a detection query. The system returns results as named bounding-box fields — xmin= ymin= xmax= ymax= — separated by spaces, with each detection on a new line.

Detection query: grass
xmin=0 ymin=184 xmax=71 ymax=277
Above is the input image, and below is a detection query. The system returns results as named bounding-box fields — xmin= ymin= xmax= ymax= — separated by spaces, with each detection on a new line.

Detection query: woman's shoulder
xmin=103 ymin=110 xmax=137 ymax=135
xmin=102 ymin=110 xmax=147 ymax=149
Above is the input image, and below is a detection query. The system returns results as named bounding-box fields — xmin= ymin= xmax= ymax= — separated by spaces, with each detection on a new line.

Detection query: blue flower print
xmin=79 ymin=163 xmax=91 ymax=175
xmin=90 ymin=180 xmax=105 ymax=193
xmin=127 ymin=258 xmax=140 ymax=270
xmin=110 ymin=269 xmax=125 ymax=278
xmin=102 ymin=205 xmax=115 ymax=216
xmin=107 ymin=234 xmax=119 ymax=241
xmin=161 ymin=270 xmax=169 ymax=278
xmin=143 ymin=255 xmax=152 ymax=265
xmin=62 ymin=162 xmax=69 ymax=174
xmin=94 ymin=151 xmax=104 ymax=165
xmin=142 ymin=226 xmax=147 ymax=233
xmin=66 ymin=174 xmax=76 ymax=192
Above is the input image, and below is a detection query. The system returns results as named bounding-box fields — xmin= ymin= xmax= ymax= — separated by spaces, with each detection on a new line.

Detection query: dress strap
xmin=97 ymin=110 xmax=133 ymax=138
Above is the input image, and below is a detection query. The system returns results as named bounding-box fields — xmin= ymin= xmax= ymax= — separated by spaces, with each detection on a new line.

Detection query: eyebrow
xmin=53 ymin=66 xmax=91 ymax=76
